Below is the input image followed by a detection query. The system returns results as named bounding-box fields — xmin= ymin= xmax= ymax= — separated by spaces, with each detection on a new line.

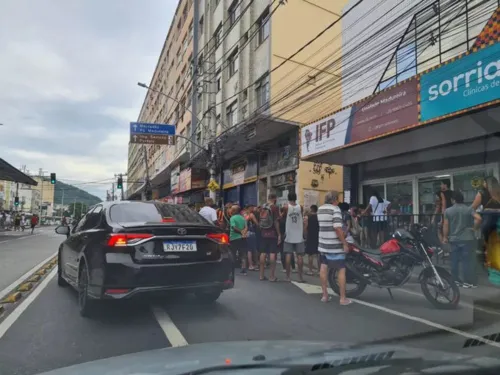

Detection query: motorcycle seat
xmin=358 ymin=246 xmax=381 ymax=255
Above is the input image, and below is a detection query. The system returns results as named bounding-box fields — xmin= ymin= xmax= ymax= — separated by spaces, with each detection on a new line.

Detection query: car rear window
xmin=109 ymin=202 xmax=209 ymax=224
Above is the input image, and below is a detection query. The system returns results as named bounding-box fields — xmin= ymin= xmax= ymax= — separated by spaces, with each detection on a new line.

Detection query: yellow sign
xmin=471 ymin=176 xmax=482 ymax=189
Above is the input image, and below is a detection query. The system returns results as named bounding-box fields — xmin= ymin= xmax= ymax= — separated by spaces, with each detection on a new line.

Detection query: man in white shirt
xmin=199 ymin=198 xmax=218 ymax=225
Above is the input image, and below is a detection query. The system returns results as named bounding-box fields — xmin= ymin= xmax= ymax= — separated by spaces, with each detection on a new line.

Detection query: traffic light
xmin=117 ymin=176 xmax=123 ymax=190
xmin=14 ymin=196 xmax=19 ymax=206
xmin=50 ymin=173 xmax=56 ymax=184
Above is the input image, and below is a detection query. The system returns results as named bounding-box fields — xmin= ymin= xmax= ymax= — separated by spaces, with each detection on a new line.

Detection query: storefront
xmin=270 ymin=171 xmax=297 ymax=207
xmin=222 ymin=156 xmax=258 ymax=207
xmin=176 ymin=167 xmax=208 ymax=209
xmin=301 ymin=36 xmax=500 ymax=214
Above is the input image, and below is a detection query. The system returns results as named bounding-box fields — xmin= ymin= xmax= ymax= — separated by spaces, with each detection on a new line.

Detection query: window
xmin=197 ymin=53 xmax=204 ymax=75
xmin=196 ymin=129 xmax=202 ymax=145
xmin=226 ymin=100 xmax=238 ymax=127
xmin=186 ymin=122 xmax=191 ymax=143
xmin=255 ymin=74 xmax=270 ymax=108
xmin=199 ymin=16 xmax=204 ymax=37
xmin=228 ymin=0 xmax=240 ymax=26
xmin=214 ymin=23 xmax=223 ymax=48
xmin=216 ymin=69 xmax=222 ymax=92
xmin=257 ymin=8 xmax=270 ymax=45
xmin=228 ymin=47 xmax=238 ymax=77
xmin=177 ymin=48 xmax=182 ymax=65
xmin=189 ymin=21 xmax=193 ymax=40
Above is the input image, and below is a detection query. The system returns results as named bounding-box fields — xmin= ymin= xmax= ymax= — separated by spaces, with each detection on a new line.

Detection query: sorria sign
xmin=301 ymin=107 xmax=353 ymax=158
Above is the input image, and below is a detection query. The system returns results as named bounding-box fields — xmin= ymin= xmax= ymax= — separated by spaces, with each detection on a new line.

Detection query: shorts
xmin=230 ymin=238 xmax=247 ymax=253
xmin=283 ymin=242 xmax=305 ymax=254
xmin=373 ymin=221 xmax=388 ymax=232
xmin=260 ymin=237 xmax=279 ymax=254
xmin=319 ymin=253 xmax=346 ymax=269
xmin=246 ymin=232 xmax=257 ymax=252
xmin=306 ymin=242 xmax=319 ymax=255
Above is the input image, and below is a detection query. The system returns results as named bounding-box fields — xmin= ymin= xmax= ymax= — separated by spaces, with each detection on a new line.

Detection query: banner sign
xmin=170 ymin=165 xmax=180 ymax=195
xmin=301 ymin=107 xmax=353 ymax=157
xmin=420 ymin=42 xmax=500 ymax=121
xmin=349 ymin=78 xmax=419 ymax=143
xmin=223 ymin=156 xmax=257 ymax=188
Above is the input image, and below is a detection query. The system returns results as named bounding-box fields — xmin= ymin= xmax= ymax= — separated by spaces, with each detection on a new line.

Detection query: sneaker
xmin=455 ymin=281 xmax=463 ymax=287
xmin=463 ymin=283 xmax=477 ymax=289
xmin=461 ymin=283 xmax=471 ymax=289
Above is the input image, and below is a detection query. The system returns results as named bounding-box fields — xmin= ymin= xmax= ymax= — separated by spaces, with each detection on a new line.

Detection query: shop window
xmin=453 ymin=169 xmax=495 ymax=206
xmin=418 ymin=177 xmax=448 ymax=216
xmin=386 ymin=182 xmax=413 ymax=214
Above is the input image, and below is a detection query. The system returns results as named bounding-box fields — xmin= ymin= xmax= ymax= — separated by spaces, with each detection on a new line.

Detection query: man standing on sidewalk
xmin=443 ymin=190 xmax=478 ymax=288
xmin=283 ymin=192 xmax=305 ymax=283
xmin=317 ymin=191 xmax=351 ymax=305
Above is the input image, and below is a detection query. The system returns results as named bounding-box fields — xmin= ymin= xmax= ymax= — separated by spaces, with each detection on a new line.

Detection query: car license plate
xmin=163 ymin=241 xmax=197 ymax=252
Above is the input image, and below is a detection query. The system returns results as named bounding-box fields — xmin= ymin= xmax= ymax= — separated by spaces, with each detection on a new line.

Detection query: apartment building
xmin=301 ymin=0 xmax=500 ymax=212
xmin=127 ymin=0 xmax=195 ymax=199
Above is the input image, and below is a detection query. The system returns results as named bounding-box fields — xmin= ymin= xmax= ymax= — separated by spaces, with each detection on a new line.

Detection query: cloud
xmin=0 ymin=0 xmax=176 ymax=199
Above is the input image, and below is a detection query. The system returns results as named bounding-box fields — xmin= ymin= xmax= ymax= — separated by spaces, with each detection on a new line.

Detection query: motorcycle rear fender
xmin=418 ymin=265 xmax=451 ymax=282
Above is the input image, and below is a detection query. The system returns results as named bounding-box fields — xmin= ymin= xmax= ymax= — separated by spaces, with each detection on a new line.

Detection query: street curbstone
xmin=36 ymin=268 xmax=47 ymax=276
xmin=18 ymin=283 xmax=33 ymax=292
xmin=28 ymin=275 xmax=41 ymax=283
xmin=0 ymin=305 xmax=4 ymax=314
xmin=1 ymin=292 xmax=22 ymax=304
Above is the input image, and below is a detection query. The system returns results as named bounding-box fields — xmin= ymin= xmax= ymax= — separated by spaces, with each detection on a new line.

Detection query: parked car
xmin=55 ymin=201 xmax=234 ymax=317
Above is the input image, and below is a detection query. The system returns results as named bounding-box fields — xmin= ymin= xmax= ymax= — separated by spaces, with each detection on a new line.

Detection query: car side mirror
xmin=55 ymin=225 xmax=70 ymax=236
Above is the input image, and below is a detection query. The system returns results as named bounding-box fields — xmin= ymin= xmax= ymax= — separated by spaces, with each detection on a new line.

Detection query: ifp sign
xmin=301 ymin=107 xmax=353 ymax=158
xmin=420 ymin=42 xmax=500 ymax=122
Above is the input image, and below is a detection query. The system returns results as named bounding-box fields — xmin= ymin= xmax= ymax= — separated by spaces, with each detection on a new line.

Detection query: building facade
xmin=301 ymin=0 xmax=500 ymax=214
xmin=128 ymin=0 xmax=349 ymax=208
xmin=127 ymin=0 xmax=195 ymax=199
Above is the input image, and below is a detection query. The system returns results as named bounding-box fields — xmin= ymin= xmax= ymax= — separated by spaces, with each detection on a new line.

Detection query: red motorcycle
xmin=328 ymin=224 xmax=460 ymax=309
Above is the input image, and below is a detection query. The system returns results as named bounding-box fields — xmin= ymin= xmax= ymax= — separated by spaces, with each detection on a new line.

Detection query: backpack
xmin=259 ymin=204 xmax=274 ymax=229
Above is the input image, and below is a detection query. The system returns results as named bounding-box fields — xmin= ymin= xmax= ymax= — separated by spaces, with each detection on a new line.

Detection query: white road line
xmin=151 ymin=305 xmax=188 ymax=347
xmin=396 ymin=287 xmax=500 ymax=317
xmin=292 ymin=281 xmax=500 ymax=349
xmin=0 ymin=251 xmax=57 ymax=301
xmin=0 ymin=268 xmax=57 ymax=339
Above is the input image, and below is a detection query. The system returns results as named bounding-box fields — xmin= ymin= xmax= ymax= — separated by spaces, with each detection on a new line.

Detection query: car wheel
xmin=57 ymin=252 xmax=68 ymax=287
xmin=78 ymin=262 xmax=96 ymax=318
xmin=195 ymin=289 xmax=222 ymax=303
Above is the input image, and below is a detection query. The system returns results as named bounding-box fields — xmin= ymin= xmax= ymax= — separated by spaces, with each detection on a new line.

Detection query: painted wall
xmin=297 ymin=161 xmax=343 ymax=209
xmin=270 ymin=0 xmax=347 ymax=124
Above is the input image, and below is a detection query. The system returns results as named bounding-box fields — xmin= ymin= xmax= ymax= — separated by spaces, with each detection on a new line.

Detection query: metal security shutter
xmin=224 ymin=187 xmax=239 ymax=204
xmin=241 ymin=183 xmax=257 ymax=207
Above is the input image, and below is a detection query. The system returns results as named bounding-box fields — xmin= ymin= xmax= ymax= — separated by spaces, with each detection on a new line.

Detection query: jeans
xmin=450 ymin=240 xmax=477 ymax=285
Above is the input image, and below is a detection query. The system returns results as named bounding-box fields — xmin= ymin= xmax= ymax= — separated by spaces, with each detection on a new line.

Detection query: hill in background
xmin=53 ymin=180 xmax=102 ymax=206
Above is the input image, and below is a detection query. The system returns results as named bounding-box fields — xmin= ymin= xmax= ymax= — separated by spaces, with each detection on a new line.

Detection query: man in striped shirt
xmin=317 ymin=191 xmax=351 ymax=305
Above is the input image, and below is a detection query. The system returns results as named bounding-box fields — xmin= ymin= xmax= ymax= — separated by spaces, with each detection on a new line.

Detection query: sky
xmin=0 ymin=0 xmax=176 ymax=199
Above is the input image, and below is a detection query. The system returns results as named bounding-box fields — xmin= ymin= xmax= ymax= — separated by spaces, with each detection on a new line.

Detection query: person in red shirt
xmin=30 ymin=214 xmax=39 ymax=234
xmin=258 ymin=193 xmax=281 ymax=282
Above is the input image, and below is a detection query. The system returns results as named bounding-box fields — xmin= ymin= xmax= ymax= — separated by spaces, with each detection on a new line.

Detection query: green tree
xmin=67 ymin=202 xmax=89 ymax=218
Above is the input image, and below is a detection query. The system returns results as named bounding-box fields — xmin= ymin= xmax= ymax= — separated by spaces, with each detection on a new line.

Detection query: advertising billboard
xmin=301 ymin=107 xmax=353 ymax=158
xmin=420 ymin=42 xmax=500 ymax=122
xmin=170 ymin=165 xmax=180 ymax=195
xmin=349 ymin=78 xmax=419 ymax=143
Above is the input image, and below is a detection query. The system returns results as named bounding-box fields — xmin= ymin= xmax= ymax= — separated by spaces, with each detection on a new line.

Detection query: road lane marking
xmin=151 ymin=305 xmax=188 ymax=347
xmin=0 ymin=251 xmax=57 ymax=301
xmin=292 ymin=281 xmax=500 ymax=349
xmin=0 ymin=268 xmax=57 ymax=339
xmin=395 ymin=287 xmax=500 ymax=317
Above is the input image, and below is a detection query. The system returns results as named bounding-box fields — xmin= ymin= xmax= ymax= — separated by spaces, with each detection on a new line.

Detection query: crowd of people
xmin=196 ymin=191 xmax=353 ymax=306
xmin=0 ymin=211 xmax=39 ymax=233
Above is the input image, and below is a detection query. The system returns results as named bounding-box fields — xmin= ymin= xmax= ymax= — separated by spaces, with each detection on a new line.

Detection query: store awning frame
xmin=0 ymin=158 xmax=38 ymax=186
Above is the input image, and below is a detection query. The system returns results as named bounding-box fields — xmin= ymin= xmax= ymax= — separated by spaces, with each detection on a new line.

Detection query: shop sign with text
xmin=349 ymin=78 xmax=418 ymax=143
xmin=223 ymin=156 xmax=257 ymax=188
xmin=420 ymin=42 xmax=500 ymax=121
xmin=179 ymin=168 xmax=192 ymax=193
xmin=301 ymin=107 xmax=353 ymax=158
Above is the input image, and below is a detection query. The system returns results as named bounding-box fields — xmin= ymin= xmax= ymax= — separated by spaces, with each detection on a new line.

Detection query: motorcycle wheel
xmin=328 ymin=268 xmax=367 ymax=298
xmin=420 ymin=268 xmax=460 ymax=310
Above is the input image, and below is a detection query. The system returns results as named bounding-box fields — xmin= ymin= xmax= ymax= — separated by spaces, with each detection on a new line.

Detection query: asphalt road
xmin=1 ymin=232 xmax=500 ymax=375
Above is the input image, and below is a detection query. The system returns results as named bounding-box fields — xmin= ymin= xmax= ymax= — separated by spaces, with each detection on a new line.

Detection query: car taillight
xmin=162 ymin=217 xmax=175 ymax=223
xmin=107 ymin=233 xmax=153 ymax=247
xmin=206 ymin=233 xmax=229 ymax=245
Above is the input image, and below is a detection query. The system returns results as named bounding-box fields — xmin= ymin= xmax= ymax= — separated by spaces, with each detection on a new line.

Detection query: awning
xmin=191 ymin=113 xmax=300 ymax=168
xmin=0 ymin=158 xmax=38 ymax=185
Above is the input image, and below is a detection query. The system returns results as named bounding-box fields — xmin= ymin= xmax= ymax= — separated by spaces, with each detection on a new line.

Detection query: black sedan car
xmin=55 ymin=201 xmax=234 ymax=317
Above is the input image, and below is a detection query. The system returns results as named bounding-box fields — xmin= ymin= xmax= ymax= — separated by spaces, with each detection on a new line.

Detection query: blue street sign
xmin=130 ymin=122 xmax=175 ymax=136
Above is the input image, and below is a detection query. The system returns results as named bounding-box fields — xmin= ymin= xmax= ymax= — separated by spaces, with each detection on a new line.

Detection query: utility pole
xmin=39 ymin=168 xmax=44 ymax=217
xmin=15 ymin=183 xmax=19 ymax=212
xmin=61 ymin=188 xmax=65 ymax=217
xmin=111 ymin=183 xmax=115 ymax=202
xmin=191 ymin=0 xmax=199 ymax=157
xmin=142 ymin=146 xmax=151 ymax=200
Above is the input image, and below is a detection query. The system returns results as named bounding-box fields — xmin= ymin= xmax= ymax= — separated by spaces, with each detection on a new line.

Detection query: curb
xmin=0 ymin=256 xmax=57 ymax=311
